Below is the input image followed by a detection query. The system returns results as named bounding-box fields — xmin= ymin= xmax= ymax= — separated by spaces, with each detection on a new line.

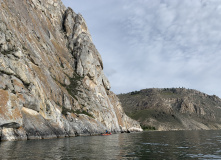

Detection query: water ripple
xmin=1 ymin=130 xmax=221 ymax=159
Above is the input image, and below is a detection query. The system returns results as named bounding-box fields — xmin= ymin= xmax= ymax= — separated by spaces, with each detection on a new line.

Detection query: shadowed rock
xmin=0 ymin=122 xmax=20 ymax=129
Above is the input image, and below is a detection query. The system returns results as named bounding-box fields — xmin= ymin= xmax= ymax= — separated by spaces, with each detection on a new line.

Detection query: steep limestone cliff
xmin=118 ymin=88 xmax=221 ymax=131
xmin=0 ymin=0 xmax=142 ymax=141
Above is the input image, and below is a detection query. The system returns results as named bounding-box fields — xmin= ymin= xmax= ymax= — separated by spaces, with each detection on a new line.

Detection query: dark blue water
xmin=1 ymin=130 xmax=221 ymax=159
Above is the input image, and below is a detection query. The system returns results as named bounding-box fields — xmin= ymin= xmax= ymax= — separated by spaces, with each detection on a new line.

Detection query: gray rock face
xmin=118 ymin=88 xmax=221 ymax=131
xmin=0 ymin=0 xmax=142 ymax=141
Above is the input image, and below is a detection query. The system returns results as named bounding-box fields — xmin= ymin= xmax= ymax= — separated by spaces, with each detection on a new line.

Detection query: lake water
xmin=1 ymin=130 xmax=221 ymax=159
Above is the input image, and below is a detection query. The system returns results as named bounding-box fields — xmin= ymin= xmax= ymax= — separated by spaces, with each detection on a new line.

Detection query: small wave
xmin=142 ymin=142 xmax=169 ymax=146
xmin=177 ymin=146 xmax=189 ymax=149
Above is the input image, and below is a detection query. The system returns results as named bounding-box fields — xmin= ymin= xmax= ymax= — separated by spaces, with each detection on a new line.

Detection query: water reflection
xmin=1 ymin=130 xmax=221 ymax=159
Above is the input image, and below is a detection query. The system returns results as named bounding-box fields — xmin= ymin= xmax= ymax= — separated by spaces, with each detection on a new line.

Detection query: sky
xmin=62 ymin=0 xmax=221 ymax=97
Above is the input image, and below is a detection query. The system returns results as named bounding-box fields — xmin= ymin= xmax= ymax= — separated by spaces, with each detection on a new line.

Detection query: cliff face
xmin=118 ymin=88 xmax=221 ymax=131
xmin=0 ymin=0 xmax=142 ymax=141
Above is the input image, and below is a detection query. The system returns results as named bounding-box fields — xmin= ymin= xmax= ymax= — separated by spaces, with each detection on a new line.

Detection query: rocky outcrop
xmin=0 ymin=0 xmax=141 ymax=141
xmin=118 ymin=88 xmax=221 ymax=131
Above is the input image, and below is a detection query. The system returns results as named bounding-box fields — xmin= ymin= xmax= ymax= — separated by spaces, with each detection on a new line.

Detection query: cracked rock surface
xmin=0 ymin=0 xmax=142 ymax=141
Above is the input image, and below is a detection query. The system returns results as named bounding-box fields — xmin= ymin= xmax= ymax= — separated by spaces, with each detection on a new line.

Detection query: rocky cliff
xmin=0 ymin=0 xmax=142 ymax=141
xmin=118 ymin=88 xmax=221 ymax=131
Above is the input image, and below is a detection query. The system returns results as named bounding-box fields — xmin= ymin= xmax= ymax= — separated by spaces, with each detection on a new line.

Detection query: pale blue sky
xmin=62 ymin=0 xmax=221 ymax=97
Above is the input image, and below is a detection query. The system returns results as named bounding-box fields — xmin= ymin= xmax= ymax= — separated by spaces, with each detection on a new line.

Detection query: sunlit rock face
xmin=0 ymin=0 xmax=142 ymax=141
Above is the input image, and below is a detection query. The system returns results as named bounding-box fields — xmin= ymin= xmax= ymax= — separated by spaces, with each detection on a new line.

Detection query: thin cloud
xmin=62 ymin=0 xmax=221 ymax=97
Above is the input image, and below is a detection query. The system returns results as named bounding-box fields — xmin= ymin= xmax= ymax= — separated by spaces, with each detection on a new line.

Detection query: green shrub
xmin=141 ymin=125 xmax=156 ymax=130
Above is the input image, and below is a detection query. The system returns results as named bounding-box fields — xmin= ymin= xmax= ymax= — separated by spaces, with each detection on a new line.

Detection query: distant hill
xmin=118 ymin=88 xmax=221 ymax=131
